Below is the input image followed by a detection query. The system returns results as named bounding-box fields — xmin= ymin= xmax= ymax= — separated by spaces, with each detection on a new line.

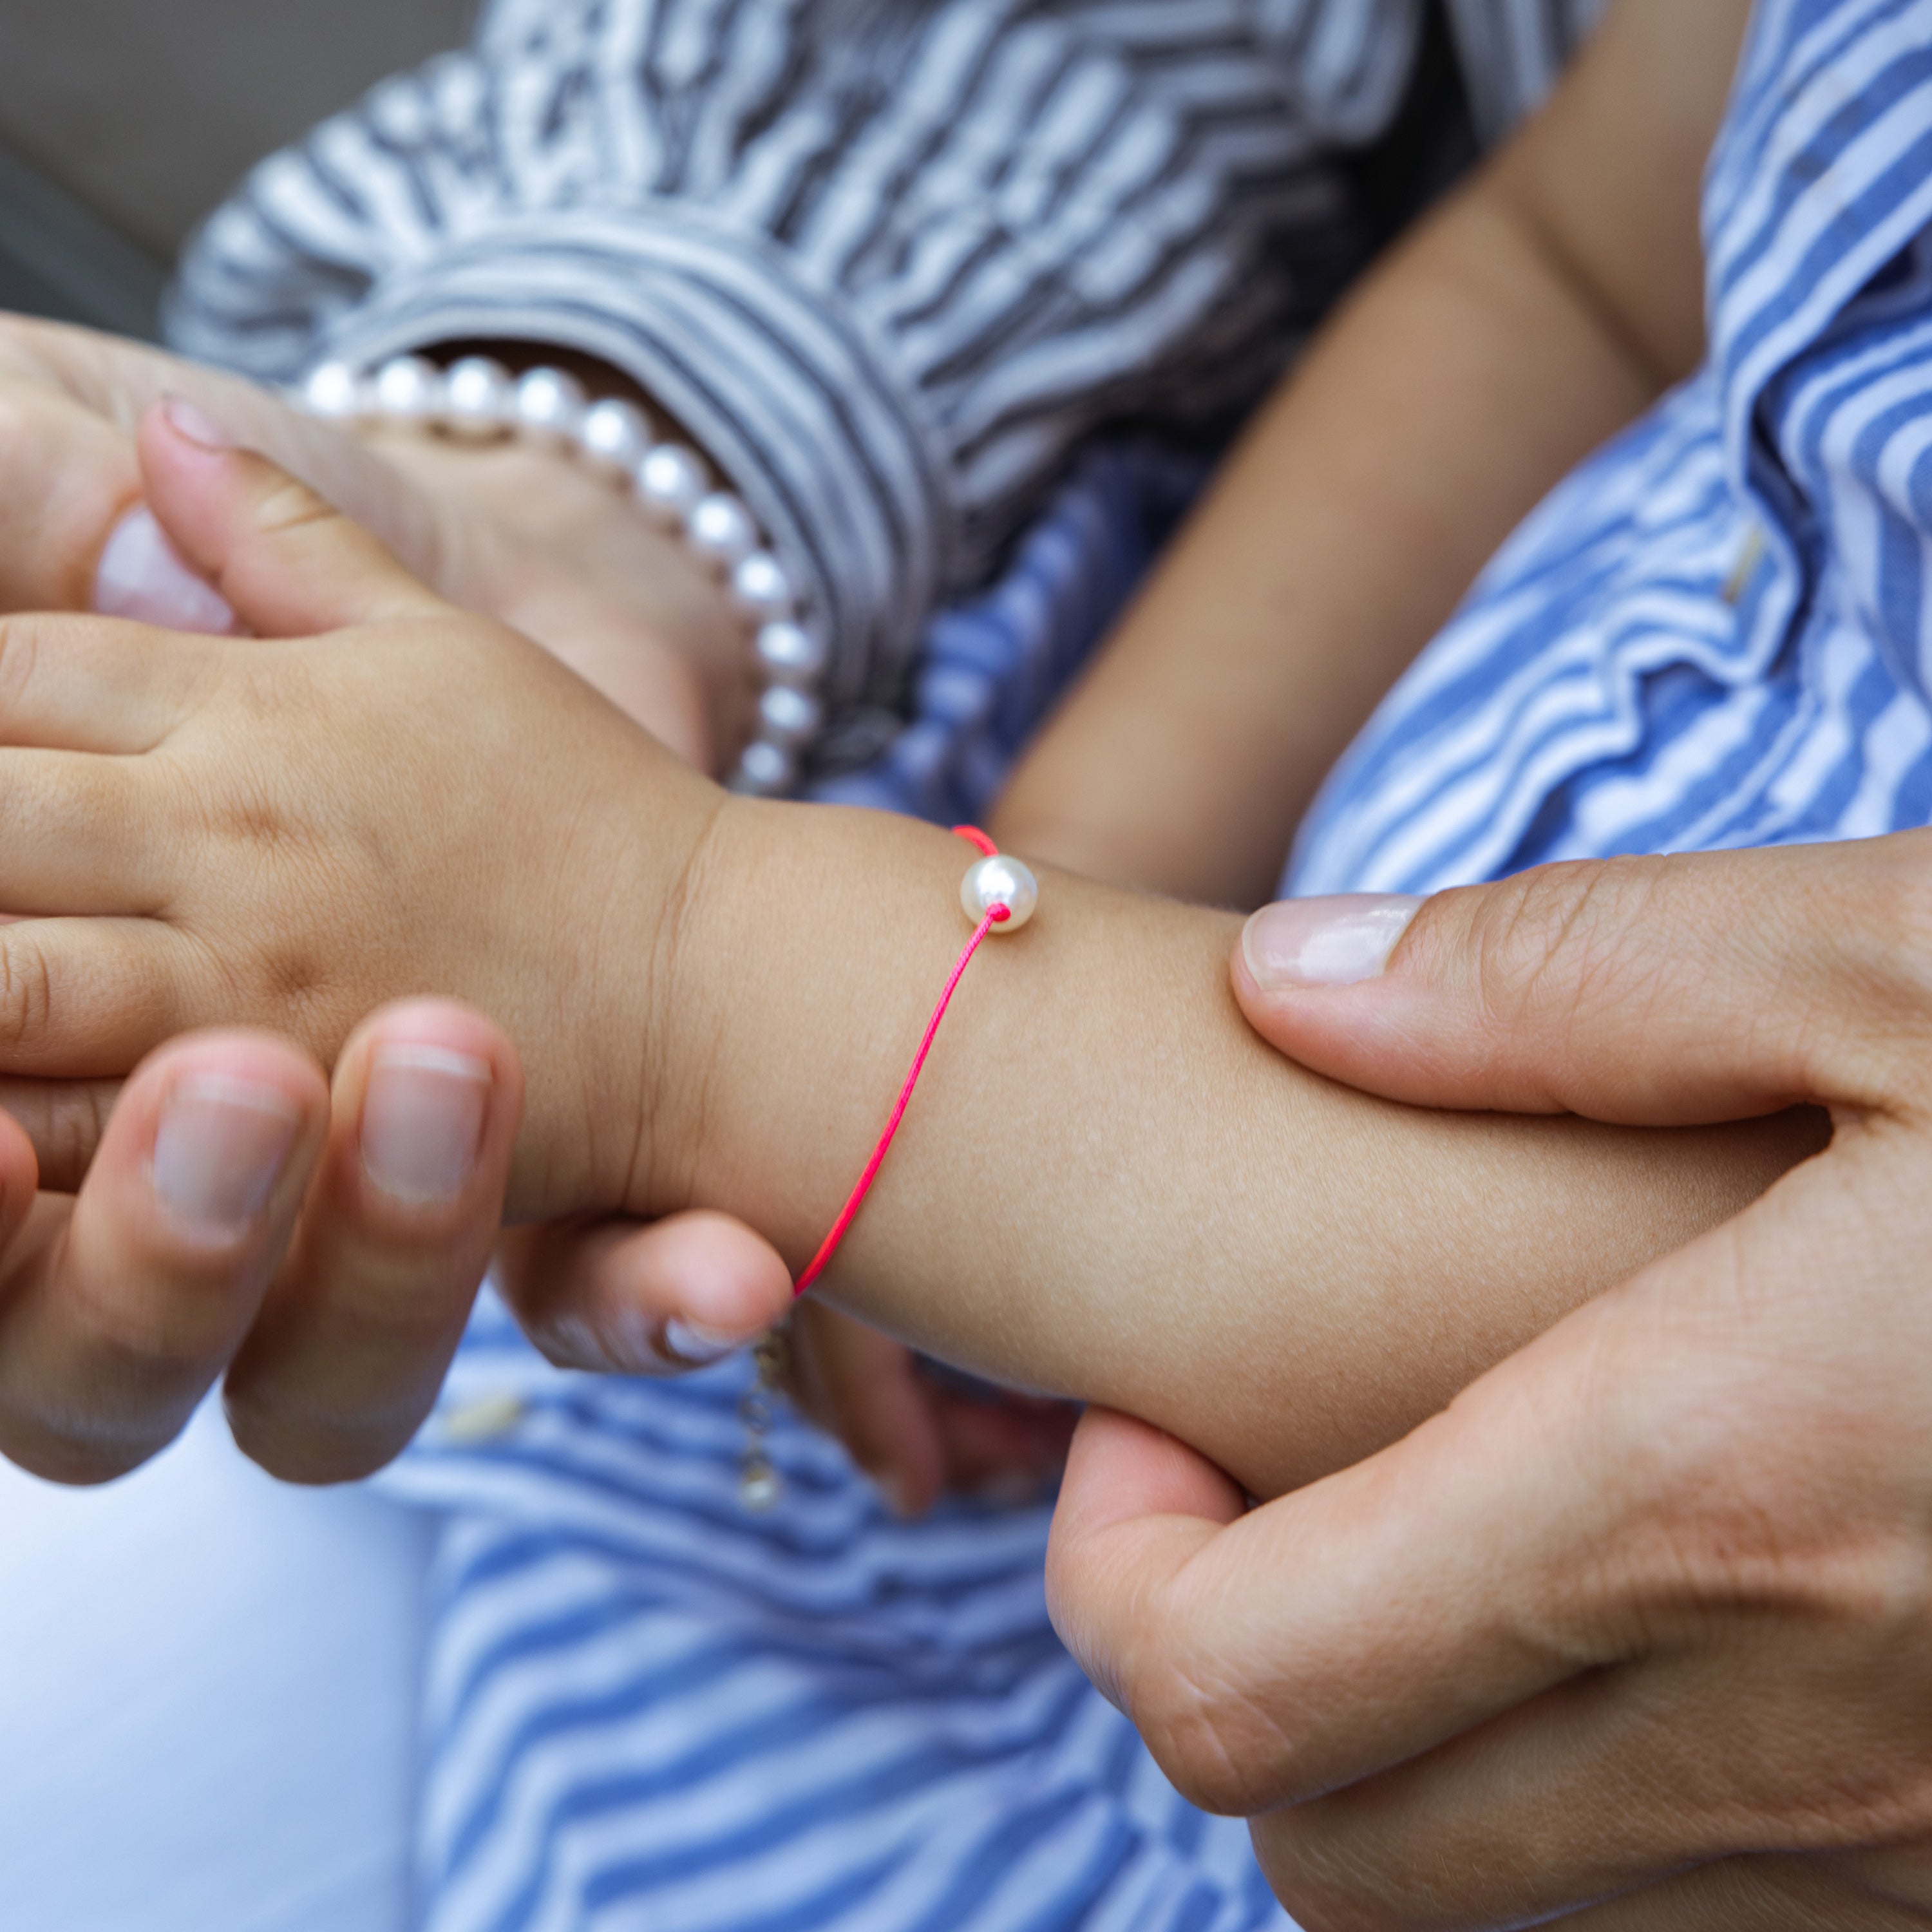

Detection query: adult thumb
xmin=1233 ymin=835 xmax=1932 ymax=1126
xmin=135 ymin=394 xmax=446 ymax=636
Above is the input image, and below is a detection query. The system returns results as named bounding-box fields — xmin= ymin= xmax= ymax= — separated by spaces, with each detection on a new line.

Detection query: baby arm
xmin=0 ymin=407 xmax=1815 ymax=1502
xmin=992 ymin=0 xmax=1754 ymax=906
xmin=649 ymin=800 xmax=1815 ymax=1501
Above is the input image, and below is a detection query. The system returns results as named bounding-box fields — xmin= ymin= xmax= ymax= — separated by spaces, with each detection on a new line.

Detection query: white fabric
xmin=0 ymin=1399 xmax=432 ymax=1932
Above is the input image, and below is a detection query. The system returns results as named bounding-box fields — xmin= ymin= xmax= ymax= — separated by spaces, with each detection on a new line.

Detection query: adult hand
xmin=0 ymin=312 xmax=741 ymax=768
xmin=0 ymin=1000 xmax=518 ymax=1486
xmin=1048 ymin=841 xmax=1932 ymax=1929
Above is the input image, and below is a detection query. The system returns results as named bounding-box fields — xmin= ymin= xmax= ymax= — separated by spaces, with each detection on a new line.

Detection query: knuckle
xmin=252 ymin=475 xmax=344 ymax=546
xmin=1461 ymin=855 xmax=1669 ymax=1037
xmin=1818 ymin=831 xmax=1932 ymax=1104
xmin=0 ymin=927 xmax=59 ymax=1061
xmin=1586 ymin=1320 xmax=1932 ymax=1662
xmin=0 ymin=611 xmax=46 ymax=714
xmin=1116 ymin=1620 xmax=1303 ymax=1816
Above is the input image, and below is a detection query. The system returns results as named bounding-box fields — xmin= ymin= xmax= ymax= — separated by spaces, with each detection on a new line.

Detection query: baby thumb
xmin=137 ymin=394 xmax=446 ymax=636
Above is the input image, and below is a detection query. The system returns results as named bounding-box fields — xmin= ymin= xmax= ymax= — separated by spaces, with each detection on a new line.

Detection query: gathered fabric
xmin=169 ymin=0 xmax=1598 ymax=755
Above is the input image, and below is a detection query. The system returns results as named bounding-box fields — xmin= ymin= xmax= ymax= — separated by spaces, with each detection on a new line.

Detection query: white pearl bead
xmin=730 ymin=551 xmax=795 ymax=622
xmin=637 ymin=444 xmax=707 ymax=526
xmin=442 ymin=355 xmax=513 ymax=439
xmin=757 ymin=683 xmax=822 ymax=748
xmin=299 ymin=359 xmax=365 ymax=420
xmin=960 ymin=855 xmax=1037 ymax=931
xmin=731 ymin=739 xmax=797 ymax=795
xmin=576 ymin=397 xmax=652 ymax=480
xmin=754 ymin=621 xmax=828 ymax=687
xmin=513 ymin=366 xmax=587 ymax=446
xmin=372 ymin=354 xmax=444 ymax=423
xmin=687 ymin=492 xmax=758 ymax=571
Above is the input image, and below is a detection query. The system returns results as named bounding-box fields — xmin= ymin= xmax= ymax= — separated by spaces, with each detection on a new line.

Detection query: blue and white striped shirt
xmin=1293 ymin=0 xmax=1932 ymax=896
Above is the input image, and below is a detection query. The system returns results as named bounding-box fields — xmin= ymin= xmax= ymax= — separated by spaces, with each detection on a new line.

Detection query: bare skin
xmin=1051 ymin=837 xmax=1932 ymax=1929
xmin=0 ymin=409 xmax=1819 ymax=1502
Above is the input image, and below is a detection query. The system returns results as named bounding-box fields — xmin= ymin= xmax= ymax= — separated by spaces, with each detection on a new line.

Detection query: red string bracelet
xmin=791 ymin=824 xmax=1038 ymax=1296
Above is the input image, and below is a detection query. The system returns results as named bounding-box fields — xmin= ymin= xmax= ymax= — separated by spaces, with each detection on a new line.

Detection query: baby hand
xmin=0 ymin=395 xmax=713 ymax=1224
xmin=0 ymin=402 xmax=797 ymax=1483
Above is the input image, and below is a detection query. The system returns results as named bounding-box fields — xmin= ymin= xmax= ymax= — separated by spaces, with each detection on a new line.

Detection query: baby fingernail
xmin=161 ymin=393 xmax=236 ymax=451
xmin=360 ymin=1045 xmax=491 ymax=1205
xmin=1242 ymin=894 xmax=1423 ymax=989
xmin=153 ymin=1075 xmax=302 ymax=1235
xmin=661 ymin=1318 xmax=753 ymax=1367
xmin=93 ymin=507 xmax=238 ymax=634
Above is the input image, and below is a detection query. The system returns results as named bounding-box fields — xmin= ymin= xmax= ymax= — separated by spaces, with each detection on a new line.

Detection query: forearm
xmin=992 ymin=0 xmax=1747 ymax=907
xmin=990 ymin=190 xmax=1653 ymax=906
xmin=647 ymin=797 xmax=1816 ymax=1499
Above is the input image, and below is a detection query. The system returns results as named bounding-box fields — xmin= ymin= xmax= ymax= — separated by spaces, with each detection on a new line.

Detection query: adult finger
xmin=1268 ymin=1849 xmax=1932 ymax=1932
xmin=1233 ymin=832 xmax=1932 ymax=1123
xmin=222 ymin=1001 xmax=522 ymax=1484
xmin=1045 ymin=1240 xmax=1742 ymax=1819
xmin=137 ymin=397 xmax=448 ymax=636
xmin=1560 ymin=1862 xmax=1932 ymax=1932
xmin=1048 ymin=1406 xmax=1247 ymax=1707
xmin=0 ymin=752 xmax=170 ymax=915
xmin=1249 ymin=1625 xmax=1931 ymax=1929
xmin=0 ymin=1029 xmax=327 ymax=1484
xmin=498 ymin=1210 xmax=792 ymax=1376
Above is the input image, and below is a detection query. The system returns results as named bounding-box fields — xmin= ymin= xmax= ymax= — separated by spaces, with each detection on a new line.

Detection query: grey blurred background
xmin=0 ymin=0 xmax=476 ymax=338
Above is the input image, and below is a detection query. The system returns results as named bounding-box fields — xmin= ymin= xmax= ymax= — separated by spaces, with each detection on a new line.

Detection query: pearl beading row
xmin=293 ymin=354 xmax=827 ymax=793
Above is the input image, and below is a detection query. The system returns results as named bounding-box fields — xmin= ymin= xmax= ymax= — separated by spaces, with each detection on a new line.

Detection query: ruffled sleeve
xmin=168 ymin=0 xmax=1421 ymax=722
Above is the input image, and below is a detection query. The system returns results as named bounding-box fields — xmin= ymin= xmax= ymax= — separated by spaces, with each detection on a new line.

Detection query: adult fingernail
xmin=93 ymin=507 xmax=238 ymax=634
xmin=161 ymin=392 xmax=236 ymax=451
xmin=360 ymin=1045 xmax=491 ymax=1205
xmin=661 ymin=1318 xmax=754 ymax=1367
xmin=152 ymin=1074 xmax=302 ymax=1235
xmin=1242 ymin=894 xmax=1423 ymax=989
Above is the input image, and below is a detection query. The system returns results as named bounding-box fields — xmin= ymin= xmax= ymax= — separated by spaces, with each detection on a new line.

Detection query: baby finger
xmin=0 ymin=918 xmax=194 ymax=1077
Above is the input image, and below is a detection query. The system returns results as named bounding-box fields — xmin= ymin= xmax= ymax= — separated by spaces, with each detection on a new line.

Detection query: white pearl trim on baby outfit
xmin=294 ymin=354 xmax=824 ymax=793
